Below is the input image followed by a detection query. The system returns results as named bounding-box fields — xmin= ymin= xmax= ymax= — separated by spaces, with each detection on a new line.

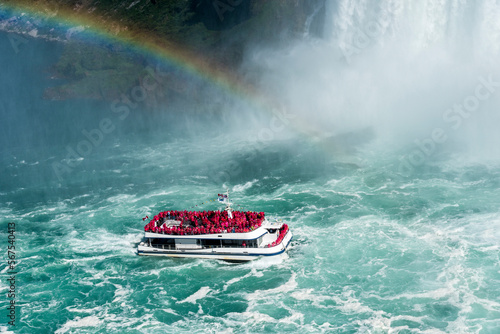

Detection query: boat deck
xmin=144 ymin=210 xmax=265 ymax=236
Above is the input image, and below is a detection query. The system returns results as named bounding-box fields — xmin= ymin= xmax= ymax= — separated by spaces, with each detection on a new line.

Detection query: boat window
xmin=201 ymin=239 xmax=221 ymax=247
xmin=151 ymin=238 xmax=175 ymax=245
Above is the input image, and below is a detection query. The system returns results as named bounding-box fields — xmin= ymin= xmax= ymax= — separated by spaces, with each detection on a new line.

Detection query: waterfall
xmin=304 ymin=1 xmax=326 ymax=37
xmin=325 ymin=0 xmax=500 ymax=63
xmin=251 ymin=0 xmax=500 ymax=161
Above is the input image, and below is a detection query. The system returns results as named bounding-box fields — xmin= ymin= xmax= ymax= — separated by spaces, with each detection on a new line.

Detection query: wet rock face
xmin=2 ymin=0 xmax=326 ymax=45
xmin=189 ymin=0 xmax=253 ymax=31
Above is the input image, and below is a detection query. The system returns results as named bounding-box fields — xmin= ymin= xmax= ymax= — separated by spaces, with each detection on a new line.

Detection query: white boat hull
xmin=137 ymin=230 xmax=293 ymax=262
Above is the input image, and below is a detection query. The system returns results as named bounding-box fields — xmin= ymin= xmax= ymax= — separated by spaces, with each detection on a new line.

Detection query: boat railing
xmin=151 ymin=244 xmax=175 ymax=250
xmin=149 ymin=244 xmax=259 ymax=250
xmin=201 ymin=244 xmax=258 ymax=249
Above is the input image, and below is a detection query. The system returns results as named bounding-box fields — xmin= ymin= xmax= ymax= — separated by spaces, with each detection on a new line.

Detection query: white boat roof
xmin=145 ymin=226 xmax=269 ymax=240
xmin=261 ymin=219 xmax=284 ymax=229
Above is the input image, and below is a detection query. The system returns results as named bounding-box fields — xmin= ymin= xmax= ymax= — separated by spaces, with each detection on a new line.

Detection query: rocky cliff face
xmin=2 ymin=0 xmax=326 ymax=106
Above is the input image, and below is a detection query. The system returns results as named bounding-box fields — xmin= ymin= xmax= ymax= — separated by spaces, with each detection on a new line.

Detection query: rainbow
xmin=0 ymin=1 xmax=322 ymax=143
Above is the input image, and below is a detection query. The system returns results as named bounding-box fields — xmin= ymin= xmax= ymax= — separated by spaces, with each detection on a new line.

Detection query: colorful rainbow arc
xmin=1 ymin=2 xmax=325 ymax=145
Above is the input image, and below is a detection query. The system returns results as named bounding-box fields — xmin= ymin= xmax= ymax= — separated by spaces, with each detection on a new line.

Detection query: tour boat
xmin=137 ymin=192 xmax=292 ymax=261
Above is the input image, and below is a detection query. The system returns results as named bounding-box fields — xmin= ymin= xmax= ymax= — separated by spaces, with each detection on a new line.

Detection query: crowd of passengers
xmin=266 ymin=224 xmax=289 ymax=248
xmin=144 ymin=210 xmax=265 ymax=235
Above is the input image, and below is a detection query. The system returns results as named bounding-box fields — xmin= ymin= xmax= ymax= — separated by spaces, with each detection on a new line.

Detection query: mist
xmin=242 ymin=0 xmax=500 ymax=166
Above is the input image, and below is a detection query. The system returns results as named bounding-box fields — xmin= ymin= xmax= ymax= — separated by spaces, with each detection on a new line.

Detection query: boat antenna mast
xmin=219 ymin=190 xmax=233 ymax=219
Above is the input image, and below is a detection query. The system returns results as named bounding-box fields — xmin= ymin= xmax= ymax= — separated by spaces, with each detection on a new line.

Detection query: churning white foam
xmin=177 ymin=286 xmax=211 ymax=304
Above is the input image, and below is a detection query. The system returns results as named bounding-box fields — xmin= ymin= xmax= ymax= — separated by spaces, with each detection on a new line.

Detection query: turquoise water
xmin=3 ymin=129 xmax=500 ymax=333
xmin=2 ymin=3 xmax=500 ymax=333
